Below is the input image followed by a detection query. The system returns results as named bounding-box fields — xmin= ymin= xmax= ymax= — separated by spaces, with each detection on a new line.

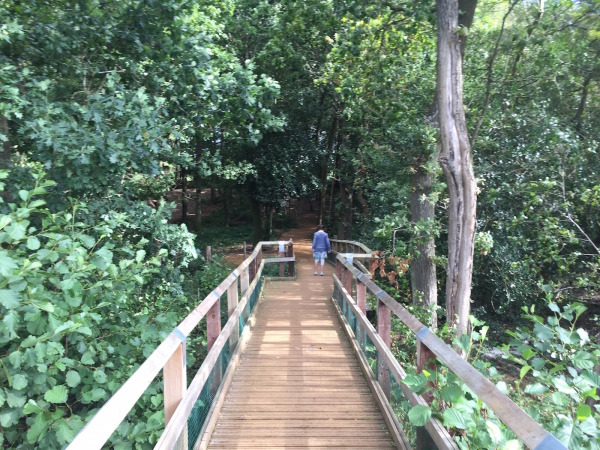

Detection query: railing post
xmin=279 ymin=242 xmax=285 ymax=276
xmin=228 ymin=278 xmax=239 ymax=349
xmin=377 ymin=298 xmax=391 ymax=399
xmin=336 ymin=258 xmax=342 ymax=279
xmin=207 ymin=297 xmax=221 ymax=351
xmin=287 ymin=241 xmax=294 ymax=276
xmin=416 ymin=331 xmax=437 ymax=450
xmin=241 ymin=267 xmax=249 ymax=295
xmin=164 ymin=340 xmax=188 ymax=450
xmin=249 ymin=255 xmax=256 ymax=282
xmin=342 ymin=264 xmax=353 ymax=296
xmin=357 ymin=279 xmax=367 ymax=316
xmin=164 ymin=342 xmax=187 ymax=424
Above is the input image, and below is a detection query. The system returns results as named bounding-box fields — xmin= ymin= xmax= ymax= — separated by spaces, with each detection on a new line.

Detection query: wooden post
xmin=164 ymin=342 xmax=188 ymax=450
xmin=241 ymin=267 xmax=249 ymax=295
xmin=357 ymin=280 xmax=367 ymax=315
xmin=243 ymin=241 xmax=247 ymax=259
xmin=227 ymin=279 xmax=240 ymax=350
xmin=227 ymin=280 xmax=239 ymax=317
xmin=417 ymin=340 xmax=437 ymax=403
xmin=287 ymin=241 xmax=294 ymax=276
xmin=377 ymin=299 xmax=391 ymax=399
xmin=416 ymin=335 xmax=437 ymax=450
xmin=207 ymin=297 xmax=221 ymax=351
xmin=249 ymin=255 xmax=256 ymax=282
xmin=206 ymin=246 xmax=211 ymax=263
xmin=279 ymin=245 xmax=285 ymax=276
xmin=342 ymin=266 xmax=353 ymax=297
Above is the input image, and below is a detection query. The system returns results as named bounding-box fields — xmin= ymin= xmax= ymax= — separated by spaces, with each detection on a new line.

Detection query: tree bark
xmin=320 ymin=115 xmax=339 ymax=225
xmin=410 ymin=167 xmax=438 ymax=328
xmin=574 ymin=72 xmax=592 ymax=137
xmin=0 ymin=116 xmax=10 ymax=164
xmin=249 ymin=197 xmax=263 ymax=246
xmin=181 ymin=166 xmax=188 ymax=225
xmin=193 ymin=140 xmax=203 ymax=231
xmin=437 ymin=0 xmax=477 ymax=338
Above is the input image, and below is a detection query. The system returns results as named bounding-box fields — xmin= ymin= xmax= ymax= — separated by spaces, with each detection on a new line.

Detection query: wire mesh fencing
xmin=184 ymin=275 xmax=263 ymax=449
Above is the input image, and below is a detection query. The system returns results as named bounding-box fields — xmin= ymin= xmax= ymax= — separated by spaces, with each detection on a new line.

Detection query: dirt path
xmin=223 ymin=211 xmax=323 ymax=267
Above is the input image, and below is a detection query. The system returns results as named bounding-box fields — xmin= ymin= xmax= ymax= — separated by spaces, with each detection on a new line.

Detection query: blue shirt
xmin=312 ymin=230 xmax=331 ymax=252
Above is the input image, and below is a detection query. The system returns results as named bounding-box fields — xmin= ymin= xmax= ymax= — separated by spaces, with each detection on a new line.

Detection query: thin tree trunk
xmin=249 ymin=197 xmax=263 ymax=246
xmin=410 ymin=167 xmax=438 ymax=328
xmin=193 ymin=141 xmax=203 ymax=231
xmin=0 ymin=116 xmax=10 ymax=164
xmin=181 ymin=166 xmax=188 ymax=225
xmin=224 ymin=187 xmax=231 ymax=227
xmin=320 ymin=115 xmax=339 ymax=225
xmin=574 ymin=73 xmax=592 ymax=137
xmin=437 ymin=0 xmax=477 ymax=338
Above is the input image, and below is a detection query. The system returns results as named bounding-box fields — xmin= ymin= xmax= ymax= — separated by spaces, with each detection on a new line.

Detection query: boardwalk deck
xmin=207 ymin=237 xmax=396 ymax=449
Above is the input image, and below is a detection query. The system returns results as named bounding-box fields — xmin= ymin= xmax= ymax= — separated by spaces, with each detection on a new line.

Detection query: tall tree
xmin=436 ymin=0 xmax=478 ymax=338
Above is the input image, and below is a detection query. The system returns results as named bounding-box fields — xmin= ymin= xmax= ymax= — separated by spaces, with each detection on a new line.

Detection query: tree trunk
xmin=249 ymin=197 xmax=263 ymax=246
xmin=193 ymin=140 xmax=203 ymax=231
xmin=574 ymin=72 xmax=592 ymax=137
xmin=437 ymin=0 xmax=477 ymax=338
xmin=224 ymin=187 xmax=231 ymax=227
xmin=265 ymin=206 xmax=273 ymax=239
xmin=410 ymin=167 xmax=438 ymax=328
xmin=320 ymin=115 xmax=339 ymax=225
xmin=181 ymin=166 xmax=188 ymax=225
xmin=0 ymin=116 xmax=10 ymax=164
xmin=337 ymin=184 xmax=353 ymax=240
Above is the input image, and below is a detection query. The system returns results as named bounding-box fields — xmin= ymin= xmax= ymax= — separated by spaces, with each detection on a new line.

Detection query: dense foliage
xmin=1 ymin=0 xmax=599 ymax=448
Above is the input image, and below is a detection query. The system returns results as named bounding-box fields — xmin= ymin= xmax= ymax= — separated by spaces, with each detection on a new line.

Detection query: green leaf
xmin=520 ymin=365 xmax=531 ymax=380
xmin=408 ymin=405 xmax=431 ymax=426
xmin=0 ymin=289 xmax=20 ymax=309
xmin=443 ymin=407 xmax=468 ymax=429
xmin=522 ymin=348 xmax=535 ymax=360
xmin=81 ymin=352 xmax=94 ymax=365
xmin=54 ymin=416 xmax=85 ymax=445
xmin=18 ymin=190 xmax=29 ymax=202
xmin=44 ymin=385 xmax=68 ymax=404
xmin=26 ymin=236 xmax=41 ymax=250
xmin=486 ymin=420 xmax=502 ymax=445
xmin=93 ymin=369 xmax=107 ymax=384
xmin=440 ymin=384 xmax=463 ymax=403
xmin=573 ymin=351 xmax=596 ymax=370
xmin=0 ymin=408 xmax=20 ymax=427
xmin=12 ymin=374 xmax=28 ymax=390
xmin=23 ymin=400 xmax=41 ymax=415
xmin=500 ymin=440 xmax=522 ymax=450
xmin=524 ymin=383 xmax=548 ymax=395
xmin=135 ymin=249 xmax=146 ymax=262
xmin=577 ymin=404 xmax=591 ymax=421
xmin=0 ymin=250 xmax=18 ymax=276
xmin=7 ymin=390 xmax=26 ymax=407
xmin=66 ymin=371 xmax=81 ymax=388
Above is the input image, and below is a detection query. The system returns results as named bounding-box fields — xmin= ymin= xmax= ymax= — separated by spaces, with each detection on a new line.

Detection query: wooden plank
xmin=207 ymin=259 xmax=395 ymax=449
xmin=333 ymin=275 xmax=457 ymax=450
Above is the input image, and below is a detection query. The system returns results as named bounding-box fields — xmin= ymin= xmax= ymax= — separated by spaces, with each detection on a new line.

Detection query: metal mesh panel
xmin=185 ymin=275 xmax=263 ymax=448
xmin=334 ymin=280 xmax=429 ymax=448
xmin=390 ymin=371 xmax=417 ymax=447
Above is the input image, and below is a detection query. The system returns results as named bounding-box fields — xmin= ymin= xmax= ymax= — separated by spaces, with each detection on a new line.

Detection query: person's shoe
xmin=320 ymin=272 xmax=324 ymax=276
xmin=314 ymin=271 xmax=318 ymax=275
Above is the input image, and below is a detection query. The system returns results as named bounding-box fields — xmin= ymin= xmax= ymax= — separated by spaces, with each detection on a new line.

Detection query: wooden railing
xmin=329 ymin=239 xmax=566 ymax=450
xmin=67 ymin=240 xmax=295 ymax=450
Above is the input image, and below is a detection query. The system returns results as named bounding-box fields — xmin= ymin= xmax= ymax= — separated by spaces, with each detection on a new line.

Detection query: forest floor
xmin=222 ymin=208 xmax=321 ymax=267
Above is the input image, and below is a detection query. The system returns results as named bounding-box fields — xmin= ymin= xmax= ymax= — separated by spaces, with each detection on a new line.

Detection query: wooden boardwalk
xmin=207 ymin=237 xmax=396 ymax=449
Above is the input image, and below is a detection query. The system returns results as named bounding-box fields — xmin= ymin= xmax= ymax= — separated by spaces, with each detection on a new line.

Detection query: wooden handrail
xmin=67 ymin=240 xmax=293 ymax=449
xmin=333 ymin=251 xmax=566 ymax=450
xmin=155 ymin=260 xmax=266 ymax=449
xmin=333 ymin=275 xmax=457 ymax=449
